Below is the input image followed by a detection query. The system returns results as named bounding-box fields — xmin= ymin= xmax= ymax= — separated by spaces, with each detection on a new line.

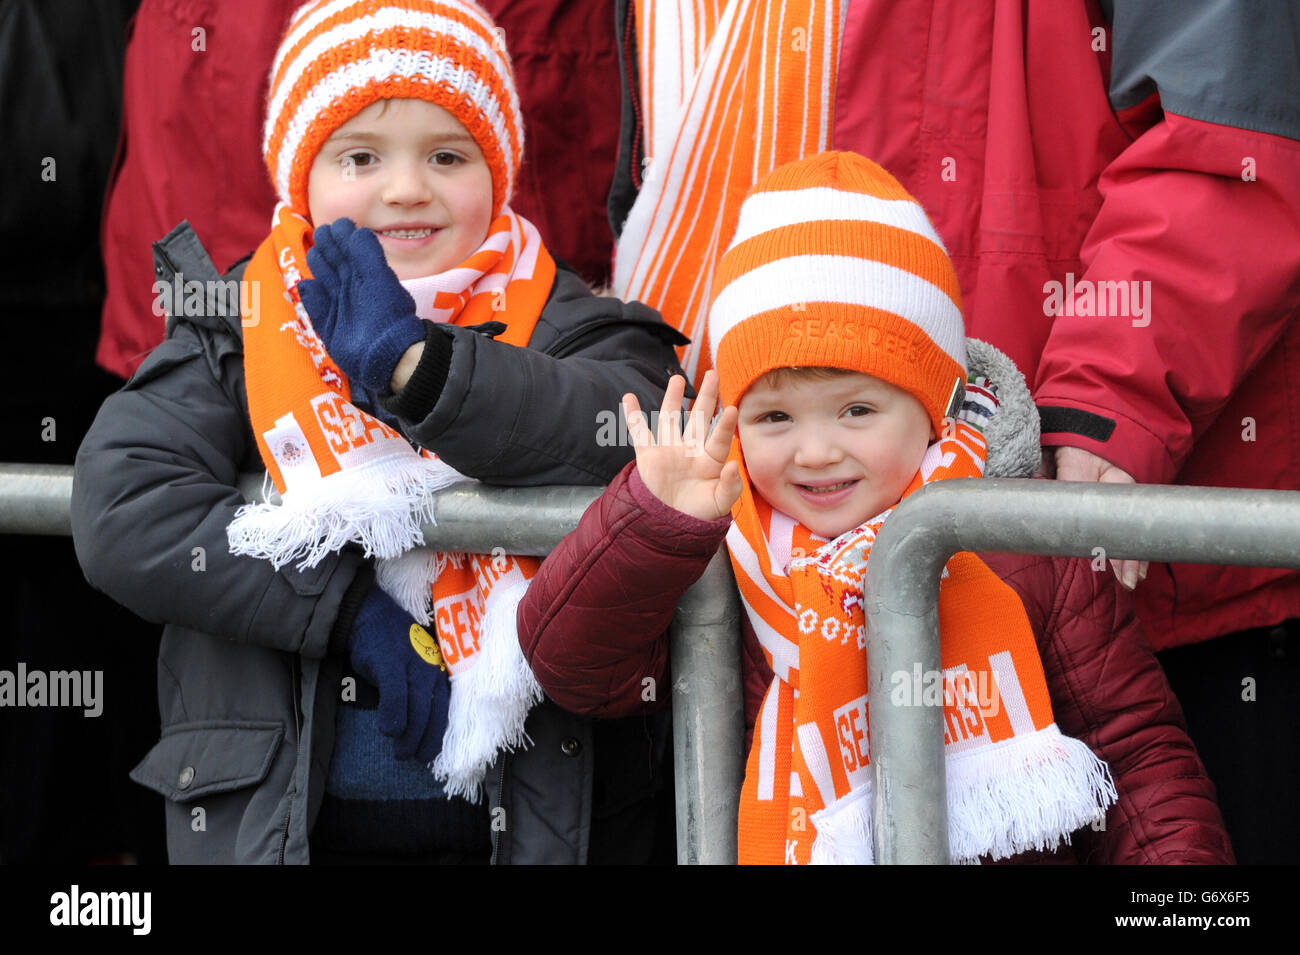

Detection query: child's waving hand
xmin=622 ymin=370 xmax=742 ymax=521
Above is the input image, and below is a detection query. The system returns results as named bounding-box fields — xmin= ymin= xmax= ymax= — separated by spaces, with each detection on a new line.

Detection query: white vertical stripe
xmin=752 ymin=0 xmax=769 ymax=184
xmin=819 ymin=0 xmax=835 ymax=151
xmin=767 ymin=509 xmax=796 ymax=574
xmin=797 ymin=722 xmax=837 ymax=807
xmin=988 ymin=651 xmax=1035 ymax=735
xmin=799 ymin=0 xmax=812 ymax=158
xmin=756 ymin=678 xmax=780 ymax=799
xmin=614 ymin=0 xmax=745 ymax=298
xmin=770 ymin=0 xmax=786 ymax=173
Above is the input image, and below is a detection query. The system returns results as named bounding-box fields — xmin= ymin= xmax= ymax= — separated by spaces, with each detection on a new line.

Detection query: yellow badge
xmin=409 ymin=624 xmax=446 ymax=670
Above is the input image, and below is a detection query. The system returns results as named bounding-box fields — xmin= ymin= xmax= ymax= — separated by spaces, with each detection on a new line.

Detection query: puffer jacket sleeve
xmin=982 ymin=550 xmax=1234 ymax=864
xmin=517 ymin=461 xmax=731 ymax=717
xmin=390 ymin=265 xmax=689 ymax=487
xmin=71 ymin=318 xmax=366 ymax=658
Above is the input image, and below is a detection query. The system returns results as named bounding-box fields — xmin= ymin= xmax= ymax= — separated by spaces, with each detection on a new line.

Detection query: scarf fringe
xmin=227 ymin=454 xmax=464 ymax=571
xmin=431 ymin=577 xmax=542 ymax=802
xmin=376 ymin=549 xmax=441 ymax=625
xmin=809 ymin=782 xmax=875 ymax=865
xmin=946 ymin=726 xmax=1117 ymax=863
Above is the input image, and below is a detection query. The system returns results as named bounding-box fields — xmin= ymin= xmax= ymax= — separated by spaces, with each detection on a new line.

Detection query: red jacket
xmin=607 ymin=0 xmax=1300 ymax=651
xmin=518 ymin=462 xmax=1234 ymax=864
xmin=827 ymin=1 xmax=1300 ymax=650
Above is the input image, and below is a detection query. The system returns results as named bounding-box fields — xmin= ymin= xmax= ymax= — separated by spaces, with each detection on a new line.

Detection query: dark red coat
xmin=518 ymin=461 xmax=1234 ymax=864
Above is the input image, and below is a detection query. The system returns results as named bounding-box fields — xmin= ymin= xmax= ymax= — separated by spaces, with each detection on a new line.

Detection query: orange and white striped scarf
xmin=228 ymin=203 xmax=556 ymax=800
xmin=728 ymin=416 xmax=1116 ymax=864
xmin=613 ymin=0 xmax=843 ymax=384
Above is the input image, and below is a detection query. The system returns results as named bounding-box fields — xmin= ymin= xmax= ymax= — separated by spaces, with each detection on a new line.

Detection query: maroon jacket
xmin=518 ymin=461 xmax=1234 ymax=864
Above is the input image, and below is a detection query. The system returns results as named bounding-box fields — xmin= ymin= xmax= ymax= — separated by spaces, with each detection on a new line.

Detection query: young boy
xmin=517 ymin=152 xmax=1233 ymax=863
xmin=71 ymin=0 xmax=686 ymax=864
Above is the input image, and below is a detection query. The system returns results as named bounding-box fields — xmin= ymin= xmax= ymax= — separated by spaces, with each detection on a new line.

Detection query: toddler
xmin=516 ymin=152 xmax=1233 ymax=864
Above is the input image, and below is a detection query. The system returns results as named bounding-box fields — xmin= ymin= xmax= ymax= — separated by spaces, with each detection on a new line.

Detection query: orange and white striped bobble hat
xmin=263 ymin=0 xmax=523 ymax=218
xmin=709 ymin=152 xmax=968 ymax=435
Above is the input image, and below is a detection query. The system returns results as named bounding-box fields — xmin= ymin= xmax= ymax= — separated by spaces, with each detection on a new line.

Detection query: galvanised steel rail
xmin=8 ymin=463 xmax=1300 ymax=864
xmin=0 ymin=463 xmax=745 ymax=865
xmin=865 ymin=478 xmax=1300 ymax=865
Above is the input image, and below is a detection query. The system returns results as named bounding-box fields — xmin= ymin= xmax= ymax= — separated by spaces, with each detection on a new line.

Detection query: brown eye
xmin=432 ymin=151 xmax=461 ymax=166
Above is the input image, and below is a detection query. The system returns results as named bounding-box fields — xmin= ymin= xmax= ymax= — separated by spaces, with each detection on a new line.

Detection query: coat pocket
xmin=130 ymin=720 xmax=283 ymax=803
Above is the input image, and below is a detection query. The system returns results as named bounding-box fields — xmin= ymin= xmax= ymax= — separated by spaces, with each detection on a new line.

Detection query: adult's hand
xmin=1041 ymin=446 xmax=1148 ymax=590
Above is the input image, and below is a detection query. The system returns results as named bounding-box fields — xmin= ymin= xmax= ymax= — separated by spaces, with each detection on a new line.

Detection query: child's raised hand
xmin=623 ymin=370 xmax=741 ymax=522
xmin=298 ymin=219 xmax=426 ymax=394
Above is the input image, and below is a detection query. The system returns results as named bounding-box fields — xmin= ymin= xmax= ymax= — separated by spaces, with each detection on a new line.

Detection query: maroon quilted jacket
xmin=518 ymin=461 xmax=1234 ymax=864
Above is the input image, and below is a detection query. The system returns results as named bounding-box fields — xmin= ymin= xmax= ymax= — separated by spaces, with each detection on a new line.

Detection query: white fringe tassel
xmin=431 ymin=577 xmax=543 ymax=802
xmin=227 ymin=453 xmax=467 ymax=571
xmin=946 ymin=726 xmax=1117 ymax=863
xmin=375 ymin=549 xmax=441 ymax=624
xmin=810 ymin=782 xmax=875 ymax=865
xmin=805 ymin=728 xmax=1114 ymax=865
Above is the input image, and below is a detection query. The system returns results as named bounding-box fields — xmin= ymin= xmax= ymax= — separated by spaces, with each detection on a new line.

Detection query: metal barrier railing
xmin=866 ymin=478 xmax=1300 ymax=864
xmin=0 ymin=463 xmax=744 ymax=866
xmin=7 ymin=463 xmax=1300 ymax=864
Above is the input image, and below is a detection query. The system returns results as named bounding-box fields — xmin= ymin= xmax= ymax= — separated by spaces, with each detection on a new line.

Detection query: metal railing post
xmin=669 ymin=547 xmax=745 ymax=864
xmin=0 ymin=464 xmax=74 ymax=536
xmin=6 ymin=464 xmax=746 ymax=863
xmin=865 ymin=478 xmax=1300 ymax=864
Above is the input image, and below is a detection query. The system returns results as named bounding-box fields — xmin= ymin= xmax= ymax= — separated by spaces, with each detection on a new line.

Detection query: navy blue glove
xmin=297 ymin=218 xmax=427 ymax=394
xmin=348 ymin=584 xmax=451 ymax=763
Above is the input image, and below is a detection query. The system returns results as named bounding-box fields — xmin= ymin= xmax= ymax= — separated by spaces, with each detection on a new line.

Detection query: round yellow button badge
xmin=409 ymin=624 xmax=446 ymax=670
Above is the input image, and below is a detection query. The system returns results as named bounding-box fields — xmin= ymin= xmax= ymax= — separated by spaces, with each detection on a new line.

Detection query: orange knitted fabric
xmin=613 ymin=0 xmax=844 ymax=384
xmin=229 ymin=203 xmax=555 ymax=800
xmin=264 ymin=0 xmax=523 ymax=217
xmin=711 ymin=152 xmax=967 ymax=434
xmin=728 ymin=418 xmax=1117 ymax=864
xmin=712 ymin=152 xmax=1116 ymax=864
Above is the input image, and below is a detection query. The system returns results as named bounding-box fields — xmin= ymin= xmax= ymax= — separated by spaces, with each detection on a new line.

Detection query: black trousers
xmin=1157 ymin=618 xmax=1300 ymax=865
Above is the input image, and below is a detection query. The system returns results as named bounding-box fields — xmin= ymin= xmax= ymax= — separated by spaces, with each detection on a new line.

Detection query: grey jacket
xmin=71 ymin=223 xmax=683 ymax=863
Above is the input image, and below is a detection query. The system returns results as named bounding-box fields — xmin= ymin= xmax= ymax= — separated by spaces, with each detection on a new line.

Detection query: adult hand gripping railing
xmin=866 ymin=478 xmax=1300 ymax=864
xmin=0 ymin=463 xmax=745 ymax=865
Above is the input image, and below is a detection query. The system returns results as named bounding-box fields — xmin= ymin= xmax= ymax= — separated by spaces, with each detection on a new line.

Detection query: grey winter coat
xmin=70 ymin=222 xmax=684 ymax=863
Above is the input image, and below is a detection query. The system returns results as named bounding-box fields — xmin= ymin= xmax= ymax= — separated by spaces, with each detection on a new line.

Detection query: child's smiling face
xmin=306 ymin=98 xmax=494 ymax=280
xmin=737 ymin=369 xmax=935 ymax=539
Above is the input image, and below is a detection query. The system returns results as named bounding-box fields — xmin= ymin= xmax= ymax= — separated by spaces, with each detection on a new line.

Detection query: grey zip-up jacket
xmin=70 ymin=223 xmax=684 ymax=863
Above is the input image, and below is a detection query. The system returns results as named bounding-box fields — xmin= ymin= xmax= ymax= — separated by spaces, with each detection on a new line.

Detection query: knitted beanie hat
xmin=709 ymin=152 xmax=967 ymax=434
xmin=264 ymin=0 xmax=523 ymax=218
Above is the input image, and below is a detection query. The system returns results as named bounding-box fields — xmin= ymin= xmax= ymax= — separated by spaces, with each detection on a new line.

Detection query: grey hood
xmin=964 ymin=338 xmax=1040 ymax=480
